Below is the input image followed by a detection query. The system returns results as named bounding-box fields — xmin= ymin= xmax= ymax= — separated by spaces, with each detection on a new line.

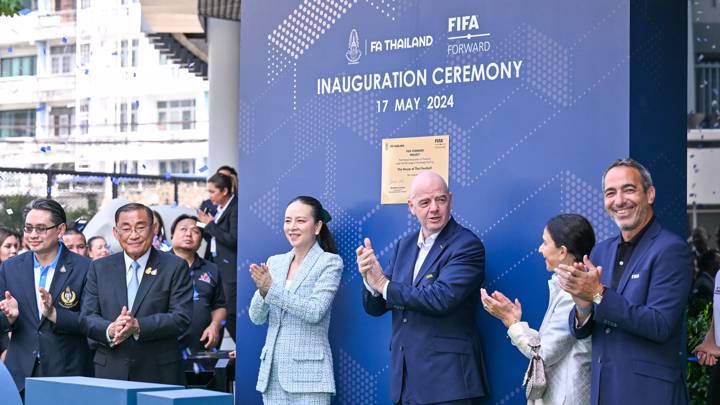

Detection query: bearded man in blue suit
xmin=358 ymin=171 xmax=488 ymax=405
xmin=556 ymin=159 xmax=693 ymax=405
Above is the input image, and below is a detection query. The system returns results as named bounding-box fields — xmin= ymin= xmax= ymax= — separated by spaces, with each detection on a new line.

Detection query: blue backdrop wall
xmin=235 ymin=1 xmax=683 ymax=404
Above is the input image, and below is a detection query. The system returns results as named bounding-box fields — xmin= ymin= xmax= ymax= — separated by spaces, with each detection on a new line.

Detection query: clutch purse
xmin=523 ymin=336 xmax=547 ymax=400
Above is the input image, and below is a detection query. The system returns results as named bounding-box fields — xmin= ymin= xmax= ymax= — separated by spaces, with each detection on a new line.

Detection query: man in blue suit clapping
xmin=358 ymin=171 xmax=488 ymax=404
xmin=0 ymin=199 xmax=92 ymax=394
xmin=555 ymin=159 xmax=693 ymax=405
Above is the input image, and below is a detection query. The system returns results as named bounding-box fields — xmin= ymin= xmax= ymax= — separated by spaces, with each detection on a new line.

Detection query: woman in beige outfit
xmin=482 ymin=214 xmax=595 ymax=405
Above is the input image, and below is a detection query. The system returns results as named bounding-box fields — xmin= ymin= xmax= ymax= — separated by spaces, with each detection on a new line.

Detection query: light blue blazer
xmin=249 ymin=242 xmax=343 ymax=394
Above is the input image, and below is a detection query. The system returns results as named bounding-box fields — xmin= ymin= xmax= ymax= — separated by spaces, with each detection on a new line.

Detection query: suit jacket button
xmin=605 ymin=327 xmax=611 ymax=334
xmin=400 ymin=345 xmax=404 ymax=352
xmin=402 ymin=318 xmax=408 ymax=323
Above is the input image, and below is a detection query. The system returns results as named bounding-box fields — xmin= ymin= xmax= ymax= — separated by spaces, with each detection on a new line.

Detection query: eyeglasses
xmin=116 ymin=225 xmax=150 ymax=236
xmin=23 ymin=224 xmax=61 ymax=235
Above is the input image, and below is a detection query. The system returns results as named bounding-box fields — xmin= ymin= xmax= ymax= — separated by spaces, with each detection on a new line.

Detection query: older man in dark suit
xmin=358 ymin=171 xmax=488 ymax=404
xmin=0 ymin=199 xmax=92 ymax=393
xmin=80 ymin=203 xmax=192 ymax=385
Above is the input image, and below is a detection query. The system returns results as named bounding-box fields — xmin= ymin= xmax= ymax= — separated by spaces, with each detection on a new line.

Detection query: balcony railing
xmin=37 ymin=8 xmax=77 ymax=26
xmin=696 ymin=63 xmax=720 ymax=117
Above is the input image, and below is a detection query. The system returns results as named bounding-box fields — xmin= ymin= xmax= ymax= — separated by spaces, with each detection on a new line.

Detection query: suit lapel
xmin=37 ymin=249 xmax=74 ymax=327
xmin=131 ymin=249 xmax=160 ymax=314
xmin=289 ymin=243 xmax=322 ymax=294
xmin=17 ymin=253 xmax=40 ymax=324
xmin=600 ymin=236 xmax=620 ymax=289
xmin=48 ymin=248 xmax=71 ymax=303
xmin=397 ymin=238 xmax=419 ymax=286
xmin=108 ymin=253 xmax=128 ymax=310
xmin=413 ymin=219 xmax=456 ymax=287
xmin=215 ymin=196 xmax=236 ymax=225
xmin=617 ymin=221 xmax=660 ymax=294
xmin=272 ymin=251 xmax=292 ymax=291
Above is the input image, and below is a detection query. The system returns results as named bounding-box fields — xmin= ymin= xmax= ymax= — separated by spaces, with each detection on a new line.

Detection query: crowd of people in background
xmin=0 ymin=165 xmax=239 ymax=397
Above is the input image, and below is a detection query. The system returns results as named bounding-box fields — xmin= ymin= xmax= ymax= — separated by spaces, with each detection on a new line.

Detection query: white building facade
xmin=0 ymin=0 xmax=209 ymax=179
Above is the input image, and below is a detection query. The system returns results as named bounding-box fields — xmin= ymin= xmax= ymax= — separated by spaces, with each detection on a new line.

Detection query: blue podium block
xmin=137 ymin=389 xmax=232 ymax=405
xmin=25 ymin=377 xmax=183 ymax=405
xmin=0 ymin=362 xmax=22 ymax=405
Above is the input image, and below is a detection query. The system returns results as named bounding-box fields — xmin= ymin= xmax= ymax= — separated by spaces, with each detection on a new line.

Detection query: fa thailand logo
xmin=346 ymin=29 xmax=362 ymax=64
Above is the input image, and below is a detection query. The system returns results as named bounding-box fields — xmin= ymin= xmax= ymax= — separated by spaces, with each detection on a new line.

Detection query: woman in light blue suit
xmin=249 ymin=196 xmax=343 ymax=405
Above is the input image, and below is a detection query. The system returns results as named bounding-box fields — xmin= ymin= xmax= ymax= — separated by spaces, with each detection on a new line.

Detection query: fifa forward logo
xmin=346 ymin=29 xmax=362 ymax=64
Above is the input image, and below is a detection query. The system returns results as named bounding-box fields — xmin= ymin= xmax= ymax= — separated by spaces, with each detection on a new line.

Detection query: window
xmin=131 ymin=100 xmax=138 ymax=131
xmin=54 ymin=0 xmax=77 ymax=24
xmin=118 ymin=161 xmax=138 ymax=174
xmin=81 ymin=0 xmax=91 ymax=8
xmin=131 ymin=39 xmax=139 ymax=67
xmin=50 ymin=107 xmax=74 ymax=136
xmin=159 ymin=159 xmax=195 ymax=174
xmin=119 ymin=103 xmax=127 ymax=132
xmin=79 ymin=44 xmax=90 ymax=66
xmin=79 ymin=101 xmax=89 ymax=135
xmin=117 ymin=100 xmax=138 ymax=132
xmin=120 ymin=39 xmax=139 ymax=68
xmin=157 ymin=99 xmax=195 ymax=131
xmin=120 ymin=40 xmax=128 ymax=68
xmin=0 ymin=109 xmax=35 ymax=138
xmin=0 ymin=56 xmax=36 ymax=77
xmin=50 ymin=44 xmax=76 ymax=74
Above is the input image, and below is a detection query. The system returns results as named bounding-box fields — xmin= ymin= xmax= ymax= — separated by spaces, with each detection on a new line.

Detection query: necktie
xmin=127 ymin=261 xmax=140 ymax=310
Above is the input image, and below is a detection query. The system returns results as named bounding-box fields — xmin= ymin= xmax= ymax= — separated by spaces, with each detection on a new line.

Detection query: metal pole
xmin=112 ymin=176 xmax=118 ymax=199
xmin=46 ymin=173 xmax=53 ymax=198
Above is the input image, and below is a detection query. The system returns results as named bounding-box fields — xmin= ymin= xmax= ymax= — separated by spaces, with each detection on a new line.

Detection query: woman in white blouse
xmin=481 ymin=214 xmax=595 ymax=405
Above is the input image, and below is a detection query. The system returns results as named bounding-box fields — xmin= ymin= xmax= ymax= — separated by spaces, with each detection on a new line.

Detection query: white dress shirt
xmin=210 ymin=194 xmax=234 ymax=256
xmin=105 ymin=248 xmax=152 ymax=343
xmin=364 ymin=230 xmax=440 ymax=299
xmin=33 ymin=251 xmax=61 ymax=319
xmin=123 ymin=248 xmax=151 ymax=287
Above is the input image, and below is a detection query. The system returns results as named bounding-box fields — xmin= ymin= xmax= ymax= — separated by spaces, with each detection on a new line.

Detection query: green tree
xmin=687 ymin=299 xmax=712 ymax=404
xmin=0 ymin=0 xmax=24 ymax=16
xmin=0 ymin=195 xmax=34 ymax=231
xmin=66 ymin=207 xmax=96 ymax=228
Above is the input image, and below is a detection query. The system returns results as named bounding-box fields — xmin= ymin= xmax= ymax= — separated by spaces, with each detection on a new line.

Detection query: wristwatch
xmin=592 ymin=286 xmax=606 ymax=305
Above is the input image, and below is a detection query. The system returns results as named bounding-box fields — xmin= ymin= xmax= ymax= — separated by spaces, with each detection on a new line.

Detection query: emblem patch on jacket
xmin=59 ymin=286 xmax=78 ymax=308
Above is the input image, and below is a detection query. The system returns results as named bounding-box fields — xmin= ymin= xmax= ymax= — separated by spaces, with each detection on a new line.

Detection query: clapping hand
xmin=110 ymin=306 xmax=140 ymax=346
xmin=480 ymin=288 xmax=522 ymax=328
xmin=38 ymin=287 xmax=56 ymax=323
xmin=694 ymin=339 xmax=720 ymax=366
xmin=249 ymin=263 xmax=272 ymax=297
xmin=554 ymin=256 xmax=603 ymax=303
xmin=0 ymin=291 xmax=18 ymax=325
xmin=356 ymin=238 xmax=389 ymax=293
